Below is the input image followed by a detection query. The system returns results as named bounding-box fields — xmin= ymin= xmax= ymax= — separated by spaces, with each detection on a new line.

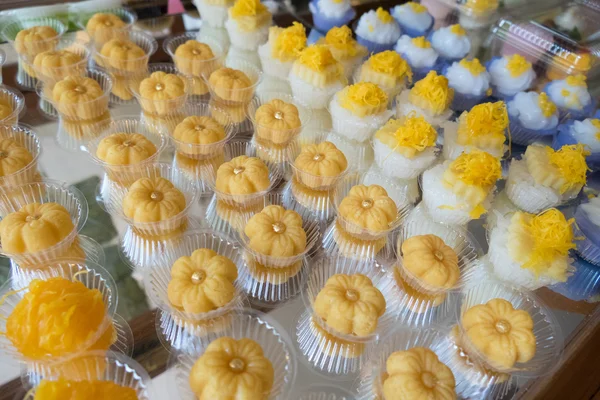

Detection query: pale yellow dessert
xmin=357 ymin=50 xmax=412 ymax=98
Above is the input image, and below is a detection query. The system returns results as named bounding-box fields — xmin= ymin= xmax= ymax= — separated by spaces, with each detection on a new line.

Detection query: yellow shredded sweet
xmin=297 ymin=44 xmax=338 ymax=71
xmin=465 ymin=0 xmax=499 ymax=14
xmin=340 ymin=82 xmax=388 ymax=109
xmin=411 ymin=36 xmax=431 ymax=49
xmin=447 ymin=149 xmax=502 ymax=188
xmin=376 ymin=116 xmax=437 ymax=157
xmin=272 ymin=22 xmax=306 ymax=61
xmin=538 ymin=92 xmax=557 ymax=118
xmin=449 ymin=24 xmax=466 ymax=35
xmin=409 ymin=71 xmax=454 ymax=115
xmin=376 ymin=7 xmax=394 ymax=23
xmin=520 ymin=209 xmax=577 ymax=276
xmin=458 ymin=58 xmax=486 ymax=76
xmin=34 ymin=379 xmax=138 ymax=400
xmin=457 ymin=101 xmax=508 ymax=145
xmin=323 ymin=26 xmax=361 ymax=57
xmin=547 ymin=144 xmax=590 ymax=194
xmin=406 ymin=2 xmax=428 ymax=13
xmin=565 ymin=74 xmax=587 ymax=87
xmin=505 ymin=54 xmax=531 ymax=78
xmin=230 ymin=0 xmax=268 ymax=18
xmin=367 ymin=51 xmax=413 ymax=82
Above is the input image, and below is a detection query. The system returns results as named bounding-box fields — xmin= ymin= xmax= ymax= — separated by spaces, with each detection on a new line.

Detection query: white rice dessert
xmin=258 ymin=22 xmax=306 ymax=79
xmin=325 ymin=131 xmax=373 ymax=170
xmin=194 ymin=0 xmax=234 ymax=28
xmin=488 ymin=209 xmax=576 ymax=290
xmin=422 ymin=150 xmax=502 ymax=225
xmin=311 ymin=0 xmax=353 ymax=19
xmin=445 ymin=58 xmax=491 ymax=98
xmin=443 ymin=101 xmax=508 ymax=160
xmin=567 ymin=118 xmax=600 ymax=152
xmin=289 ymin=44 xmax=346 ymax=109
xmin=225 ymin=0 xmax=272 ymax=51
xmin=486 ymin=189 xmax=519 ymax=233
xmin=508 ymin=91 xmax=559 ymax=131
xmin=404 ymin=201 xmax=467 ymax=248
xmin=394 ymin=35 xmax=438 ymax=70
xmin=317 ymin=26 xmax=367 ymax=80
xmin=355 ymin=7 xmax=401 ymax=45
xmin=364 ymin=164 xmax=419 ymax=207
xmin=355 ymin=50 xmax=413 ymax=99
xmin=197 ymin=25 xmax=230 ymax=51
xmin=329 ymin=82 xmax=393 ymax=143
xmin=256 ymin=75 xmax=292 ymax=96
xmin=373 ymin=115 xmax=439 ymax=180
xmin=431 ymin=24 xmax=471 ymax=61
xmin=546 ymin=74 xmax=593 ymax=114
xmin=488 ymin=54 xmax=536 ymax=97
xmin=397 ymin=70 xmax=454 ymax=128
xmin=506 ymin=144 xmax=588 ymax=213
xmin=390 ymin=2 xmax=433 ymax=36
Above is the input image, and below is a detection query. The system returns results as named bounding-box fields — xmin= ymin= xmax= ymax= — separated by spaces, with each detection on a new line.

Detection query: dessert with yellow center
xmin=5 ymin=277 xmax=112 ymax=360
xmin=293 ymin=140 xmax=347 ymax=190
xmin=391 ymin=2 xmax=434 ymax=38
xmin=506 ymin=144 xmax=589 ymax=213
xmin=382 ymin=347 xmax=457 ymax=400
xmin=33 ymin=379 xmax=138 ymax=400
xmin=488 ymin=208 xmax=575 ymax=290
xmin=215 ymin=155 xmax=270 ymax=202
xmin=98 ymin=38 xmax=149 ymax=100
xmin=394 ymin=35 xmax=439 ymax=81
xmin=51 ymin=75 xmax=108 ymax=121
xmin=85 ymin=12 xmax=128 ymax=46
xmin=431 ymin=24 xmax=471 ymax=63
xmin=32 ymin=49 xmax=85 ymax=83
xmin=253 ymin=98 xmax=302 ymax=145
xmin=422 ymin=150 xmax=502 ymax=225
xmin=0 ymin=137 xmax=34 ymax=183
xmin=317 ymin=26 xmax=367 ymax=79
xmin=208 ymin=67 xmax=255 ymax=104
xmin=189 ymin=337 xmax=274 ymax=399
xmin=443 ymin=101 xmax=508 ymax=160
xmin=461 ymin=298 xmax=536 ymax=371
xmin=225 ymin=0 xmax=272 ymax=51
xmin=554 ymin=114 xmax=600 ymax=170
xmin=488 ymin=54 xmax=536 ymax=98
xmin=397 ymin=71 xmax=454 ymax=128
xmin=373 ymin=115 xmax=438 ymax=180
xmin=330 ymin=82 xmax=393 ymax=143
xmin=172 ymin=39 xmax=220 ymax=96
xmin=194 ymin=0 xmax=235 ymax=28
xmin=545 ymin=74 xmax=595 ymax=120
xmin=172 ymin=115 xmax=227 ymax=158
xmin=354 ymin=8 xmax=401 ymax=53
xmin=258 ymin=22 xmax=307 ymax=79
xmin=14 ymin=26 xmax=60 ymax=59
xmin=123 ymin=176 xmax=187 ymax=224
xmin=289 ymin=44 xmax=346 ymax=109
xmin=508 ymin=91 xmax=559 ymax=145
xmin=444 ymin=58 xmax=491 ymax=111
xmin=356 ymin=50 xmax=413 ymax=98
xmin=134 ymin=70 xmax=188 ymax=117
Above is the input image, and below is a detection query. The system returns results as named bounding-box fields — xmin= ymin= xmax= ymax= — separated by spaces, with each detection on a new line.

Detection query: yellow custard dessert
xmin=33 ymin=49 xmax=85 ymax=82
xmin=358 ymin=50 xmax=412 ymax=97
xmin=314 ymin=273 xmax=386 ymax=336
xmin=0 ymin=137 xmax=33 ymax=178
xmin=136 ymin=71 xmax=187 ymax=116
xmin=34 ymin=379 xmax=138 ymax=400
xmin=462 ymin=298 xmax=536 ymax=370
xmin=96 ymin=133 xmax=157 ymax=166
xmin=173 ymin=40 xmax=219 ymax=95
xmin=189 ymin=337 xmax=274 ymax=399
xmin=215 ymin=155 xmax=270 ymax=197
xmin=173 ymin=115 xmax=226 ymax=157
xmin=167 ymin=248 xmax=238 ymax=314
xmin=383 ymin=347 xmax=457 ymax=400
xmin=208 ymin=67 xmax=254 ymax=104
xmin=14 ymin=26 xmax=59 ymax=59
xmin=52 ymin=75 xmax=108 ymax=120
xmin=294 ymin=141 xmax=347 ymax=189
xmin=122 ymin=177 xmax=186 ymax=223
xmin=318 ymin=26 xmax=367 ymax=78
xmin=99 ymin=39 xmax=146 ymax=72
xmin=85 ymin=12 xmax=128 ymax=46
xmin=338 ymin=184 xmax=397 ymax=232
xmin=254 ymin=98 xmax=301 ymax=145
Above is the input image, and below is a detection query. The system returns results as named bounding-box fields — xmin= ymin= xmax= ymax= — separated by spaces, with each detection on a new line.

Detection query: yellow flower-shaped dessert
xmin=0 ymin=202 xmax=74 ymax=254
xmin=208 ymin=67 xmax=254 ymax=103
xmin=215 ymin=155 xmax=270 ymax=196
xmin=338 ymin=184 xmax=397 ymax=231
xmin=52 ymin=75 xmax=107 ymax=119
xmin=189 ymin=337 xmax=274 ymax=399
xmin=99 ymin=39 xmax=146 ymax=72
xmin=167 ymin=248 xmax=238 ymax=314
xmin=0 ymin=138 xmax=33 ymax=178
xmin=254 ymin=98 xmax=301 ymax=145
xmin=401 ymin=234 xmax=459 ymax=292
xmin=33 ymin=49 xmax=85 ymax=82
xmin=173 ymin=40 xmax=217 ymax=80
xmin=314 ymin=273 xmax=386 ymax=336
xmin=291 ymin=44 xmax=344 ymax=88
xmin=34 ymin=379 xmax=137 ymax=400
xmin=358 ymin=50 xmax=412 ymax=96
xmin=137 ymin=71 xmax=187 ymax=116
xmin=383 ymin=347 xmax=457 ymax=400
xmin=525 ymin=144 xmax=589 ymax=195
xmin=172 ymin=115 xmax=226 ymax=157
xmin=462 ymin=298 xmax=536 ymax=370
xmin=244 ymin=205 xmax=307 ymax=257
xmin=408 ymin=71 xmax=454 ymax=116
xmin=455 ymin=101 xmax=508 ymax=153
xmin=294 ymin=141 xmax=347 ymax=189
xmin=374 ymin=115 xmax=437 ymax=158
xmin=96 ymin=133 xmax=157 ymax=166
xmin=14 ymin=26 xmax=59 ymax=58
xmin=338 ymin=82 xmax=388 ymax=118
xmin=85 ymin=13 xmax=127 ymax=45
xmin=122 ymin=177 xmax=186 ymax=223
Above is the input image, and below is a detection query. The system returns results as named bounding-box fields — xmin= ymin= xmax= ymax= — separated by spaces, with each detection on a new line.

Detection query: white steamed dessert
xmin=329 ymin=82 xmax=393 ymax=143
xmin=397 ymin=70 xmax=454 ymax=128
xmin=394 ymin=36 xmax=438 ymax=80
xmin=317 ymin=26 xmax=367 ymax=79
xmin=442 ymin=101 xmax=508 ymax=160
xmin=431 ymin=24 xmax=471 ymax=62
xmin=422 ymin=149 xmax=502 ymax=225
xmin=225 ymin=0 xmax=272 ymax=51
xmin=508 ymin=91 xmax=559 ymax=145
xmin=373 ymin=114 xmax=439 ymax=180
xmin=355 ymin=50 xmax=413 ymax=98
xmin=444 ymin=58 xmax=491 ymax=110
xmin=488 ymin=54 xmax=536 ymax=98
xmin=313 ymin=0 xmax=353 ymax=19
xmin=563 ymin=118 xmax=600 ymax=152
xmin=309 ymin=0 xmax=356 ymax=35
xmin=390 ymin=2 xmax=434 ymax=38
xmin=506 ymin=144 xmax=589 ymax=213
xmin=258 ymin=22 xmax=307 ymax=79
xmin=194 ymin=0 xmax=235 ymax=28
xmin=355 ymin=7 xmax=401 ymax=53
xmin=546 ymin=74 xmax=594 ymax=119
xmin=489 ymin=208 xmax=576 ymax=290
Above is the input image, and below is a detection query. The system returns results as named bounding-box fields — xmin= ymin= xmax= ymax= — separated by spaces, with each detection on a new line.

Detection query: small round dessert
xmin=225 ymin=0 xmax=272 ymax=52
xmin=488 ymin=209 xmax=576 ymax=290
xmin=292 ymin=140 xmax=348 ymax=190
xmin=355 ymin=50 xmax=413 ymax=99
xmin=0 ymin=86 xmax=25 ymax=126
xmin=51 ymin=73 xmax=111 ymax=121
xmin=317 ymin=26 xmax=367 ymax=80
xmin=422 ymin=150 xmax=502 ymax=225
xmin=214 ymin=155 xmax=272 ymax=206
xmin=544 ymin=74 xmax=595 ymax=120
xmin=443 ymin=58 xmax=491 ymax=111
xmin=554 ymin=114 xmax=600 ymax=170
xmin=354 ymin=8 xmax=401 ymax=54
xmin=171 ymin=107 xmax=233 ymax=160
xmin=289 ymin=44 xmax=347 ymax=110
xmin=31 ymin=44 xmax=89 ymax=84
xmin=309 ymin=0 xmax=356 ymax=34
xmin=258 ymin=22 xmax=307 ymax=80
xmin=373 ymin=115 xmax=439 ymax=180
xmin=130 ymin=67 xmax=189 ymax=119
xmin=329 ymin=82 xmax=393 ymax=143
xmin=0 ymin=125 xmax=40 ymax=188
xmin=337 ymin=184 xmax=397 ymax=234
xmin=391 ymin=2 xmax=434 ymax=38
xmin=81 ymin=9 xmax=136 ymax=47
xmin=397 ymin=70 xmax=454 ymax=128
xmin=193 ymin=0 xmax=235 ymax=28
xmin=505 ymin=144 xmax=588 ymax=213
xmin=394 ymin=35 xmax=440 ymax=82
xmin=207 ymin=62 xmax=261 ymax=105
xmin=507 ymin=91 xmax=559 ymax=146
xmin=487 ymin=54 xmax=536 ymax=100
xmin=443 ymin=101 xmax=509 ymax=161
xmin=430 ymin=24 xmax=471 ymax=65
xmin=573 ymin=197 xmax=600 ymax=265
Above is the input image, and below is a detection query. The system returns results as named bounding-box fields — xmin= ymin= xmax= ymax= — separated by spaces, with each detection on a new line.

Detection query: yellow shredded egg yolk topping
xmin=367 ymin=51 xmax=413 ymax=82
xmin=406 ymin=2 xmax=428 ymax=13
xmin=411 ymin=36 xmax=431 ymax=49
xmin=565 ymin=74 xmax=587 ymax=88
xmin=272 ymin=22 xmax=306 ymax=61
xmin=376 ymin=7 xmax=394 ymax=23
xmin=297 ymin=44 xmax=338 ymax=71
xmin=375 ymin=116 xmax=437 ymax=158
xmin=447 ymin=150 xmax=502 ymax=188
xmin=547 ymin=144 xmax=590 ymax=193
xmin=230 ymin=0 xmax=268 ymax=18
xmin=505 ymin=54 xmax=531 ymax=78
xmin=459 ymin=58 xmax=486 ymax=76
xmin=324 ymin=26 xmax=361 ymax=57
xmin=340 ymin=82 xmax=388 ymax=108
xmin=409 ymin=71 xmax=454 ymax=115
xmin=538 ymin=92 xmax=557 ymax=117
xmin=457 ymin=101 xmax=508 ymax=146
xmin=449 ymin=24 xmax=467 ymax=35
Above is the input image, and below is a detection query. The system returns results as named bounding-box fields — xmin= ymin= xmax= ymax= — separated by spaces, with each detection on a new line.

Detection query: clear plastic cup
xmin=28 ymin=34 xmax=91 ymax=85
xmin=203 ymin=57 xmax=263 ymax=106
xmin=204 ymin=192 xmax=268 ymax=238
xmin=76 ymin=7 xmax=138 ymax=48
xmin=0 ymin=124 xmax=41 ymax=188
xmin=0 ymin=86 xmax=25 ymax=126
